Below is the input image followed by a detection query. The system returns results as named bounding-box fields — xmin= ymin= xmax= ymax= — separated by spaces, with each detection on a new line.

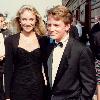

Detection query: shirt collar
xmin=55 ymin=33 xmax=69 ymax=44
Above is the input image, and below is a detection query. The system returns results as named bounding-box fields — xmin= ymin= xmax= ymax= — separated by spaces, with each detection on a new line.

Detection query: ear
xmin=65 ymin=24 xmax=71 ymax=32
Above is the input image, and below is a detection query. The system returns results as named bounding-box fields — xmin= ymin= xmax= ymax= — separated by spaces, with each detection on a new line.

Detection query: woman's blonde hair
xmin=13 ymin=5 xmax=46 ymax=36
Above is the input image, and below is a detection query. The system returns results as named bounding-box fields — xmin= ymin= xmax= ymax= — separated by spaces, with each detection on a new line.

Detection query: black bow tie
xmin=0 ymin=29 xmax=4 ymax=33
xmin=54 ymin=42 xmax=63 ymax=48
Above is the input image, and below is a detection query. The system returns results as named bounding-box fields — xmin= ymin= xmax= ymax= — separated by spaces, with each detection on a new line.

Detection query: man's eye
xmin=54 ymin=24 xmax=59 ymax=27
xmin=47 ymin=24 xmax=51 ymax=27
xmin=1 ymin=21 xmax=3 ymax=22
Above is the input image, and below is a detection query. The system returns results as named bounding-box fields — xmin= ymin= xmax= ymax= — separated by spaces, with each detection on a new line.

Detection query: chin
xmin=50 ymin=36 xmax=56 ymax=40
xmin=25 ymin=30 xmax=33 ymax=33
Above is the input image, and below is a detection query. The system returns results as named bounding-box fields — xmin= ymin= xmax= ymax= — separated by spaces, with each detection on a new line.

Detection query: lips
xmin=24 ymin=26 xmax=31 ymax=28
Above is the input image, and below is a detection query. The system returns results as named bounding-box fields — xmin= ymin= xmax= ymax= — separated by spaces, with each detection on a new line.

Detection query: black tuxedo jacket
xmin=43 ymin=36 xmax=96 ymax=100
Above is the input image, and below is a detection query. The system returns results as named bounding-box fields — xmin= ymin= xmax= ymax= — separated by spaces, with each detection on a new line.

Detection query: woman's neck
xmin=21 ymin=31 xmax=36 ymax=37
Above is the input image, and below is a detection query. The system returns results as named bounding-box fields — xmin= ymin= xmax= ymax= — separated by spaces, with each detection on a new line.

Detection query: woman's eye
xmin=22 ymin=18 xmax=26 ymax=21
xmin=30 ymin=18 xmax=34 ymax=21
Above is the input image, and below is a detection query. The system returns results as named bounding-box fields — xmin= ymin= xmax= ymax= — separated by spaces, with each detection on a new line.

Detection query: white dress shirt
xmin=52 ymin=34 xmax=69 ymax=86
xmin=0 ymin=33 xmax=5 ymax=60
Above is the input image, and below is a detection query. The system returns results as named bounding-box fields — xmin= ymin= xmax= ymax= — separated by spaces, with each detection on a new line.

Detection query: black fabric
xmin=54 ymin=42 xmax=63 ymax=48
xmin=92 ymin=31 xmax=100 ymax=60
xmin=1 ymin=29 xmax=11 ymax=38
xmin=11 ymin=48 xmax=45 ymax=100
xmin=89 ymin=22 xmax=100 ymax=55
xmin=69 ymin=25 xmax=79 ymax=40
xmin=44 ymin=37 xmax=96 ymax=100
xmin=4 ymin=34 xmax=46 ymax=100
xmin=91 ymin=22 xmax=100 ymax=34
xmin=0 ymin=29 xmax=11 ymax=100
xmin=0 ymin=73 xmax=4 ymax=100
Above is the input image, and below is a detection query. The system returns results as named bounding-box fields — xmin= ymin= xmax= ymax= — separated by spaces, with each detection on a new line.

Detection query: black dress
xmin=4 ymin=34 xmax=46 ymax=100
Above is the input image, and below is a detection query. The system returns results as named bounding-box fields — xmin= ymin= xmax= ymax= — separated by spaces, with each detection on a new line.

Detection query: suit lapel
xmin=52 ymin=37 xmax=74 ymax=89
xmin=47 ymin=39 xmax=55 ymax=88
xmin=12 ymin=33 xmax=20 ymax=48
xmin=47 ymin=39 xmax=55 ymax=58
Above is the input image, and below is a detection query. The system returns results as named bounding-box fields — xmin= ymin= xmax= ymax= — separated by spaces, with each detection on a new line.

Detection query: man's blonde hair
xmin=47 ymin=5 xmax=73 ymax=25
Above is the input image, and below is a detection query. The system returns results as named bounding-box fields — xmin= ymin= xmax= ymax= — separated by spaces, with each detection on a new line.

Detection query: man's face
xmin=47 ymin=16 xmax=70 ymax=42
xmin=0 ymin=16 xmax=5 ymax=30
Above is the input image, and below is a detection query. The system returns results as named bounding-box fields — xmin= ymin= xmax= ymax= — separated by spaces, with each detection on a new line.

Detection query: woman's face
xmin=20 ymin=10 xmax=36 ymax=33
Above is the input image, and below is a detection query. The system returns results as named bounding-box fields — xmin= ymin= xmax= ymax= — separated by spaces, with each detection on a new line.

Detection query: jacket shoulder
xmin=5 ymin=33 xmax=19 ymax=43
xmin=71 ymin=38 xmax=92 ymax=54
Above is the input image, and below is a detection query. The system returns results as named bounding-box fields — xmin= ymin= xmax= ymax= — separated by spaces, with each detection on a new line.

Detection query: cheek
xmin=32 ymin=22 xmax=36 ymax=26
xmin=20 ymin=23 xmax=24 ymax=27
xmin=20 ymin=21 xmax=25 ymax=25
xmin=47 ymin=26 xmax=50 ymax=31
xmin=61 ymin=27 xmax=67 ymax=33
xmin=57 ymin=28 xmax=65 ymax=33
xmin=66 ymin=27 xmax=69 ymax=31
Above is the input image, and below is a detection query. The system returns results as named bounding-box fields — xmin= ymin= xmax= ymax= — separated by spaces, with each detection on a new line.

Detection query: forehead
xmin=47 ymin=15 xmax=64 ymax=24
xmin=20 ymin=10 xmax=35 ymax=17
xmin=48 ymin=15 xmax=62 ymax=20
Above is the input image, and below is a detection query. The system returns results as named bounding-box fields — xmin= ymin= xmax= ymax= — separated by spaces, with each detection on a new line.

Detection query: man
xmin=45 ymin=5 xmax=96 ymax=100
xmin=70 ymin=17 xmax=79 ymax=40
xmin=0 ymin=14 xmax=11 ymax=38
xmin=89 ymin=16 xmax=100 ymax=55
xmin=0 ymin=13 xmax=5 ymax=100
xmin=91 ymin=16 xmax=100 ymax=34
xmin=0 ymin=13 xmax=11 ymax=59
xmin=69 ymin=25 xmax=79 ymax=40
xmin=0 ymin=13 xmax=11 ymax=100
xmin=75 ymin=20 xmax=82 ymax=38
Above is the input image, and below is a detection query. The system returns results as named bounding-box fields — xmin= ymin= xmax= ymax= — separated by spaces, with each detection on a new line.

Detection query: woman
xmin=4 ymin=5 xmax=46 ymax=100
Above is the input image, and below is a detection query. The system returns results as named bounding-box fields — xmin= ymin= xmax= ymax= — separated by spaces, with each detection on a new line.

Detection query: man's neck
xmin=55 ymin=33 xmax=69 ymax=43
